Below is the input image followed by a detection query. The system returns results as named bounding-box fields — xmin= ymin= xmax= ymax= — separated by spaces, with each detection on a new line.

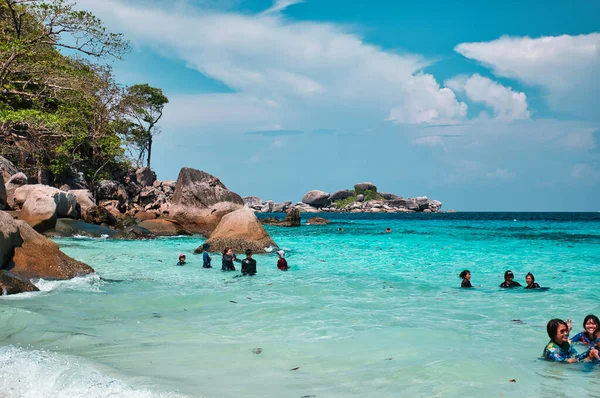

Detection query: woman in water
xmin=221 ymin=247 xmax=239 ymax=271
xmin=524 ymin=272 xmax=540 ymax=289
xmin=543 ymin=319 xmax=598 ymax=362
xmin=459 ymin=270 xmax=473 ymax=288
xmin=570 ymin=314 xmax=599 ymax=345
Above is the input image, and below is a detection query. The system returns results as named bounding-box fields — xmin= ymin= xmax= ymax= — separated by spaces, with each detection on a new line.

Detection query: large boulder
xmin=380 ymin=192 xmax=399 ymax=200
xmin=0 ymin=155 xmax=18 ymax=182
xmin=354 ymin=182 xmax=377 ymax=193
xmin=15 ymin=185 xmax=79 ymax=232
xmin=51 ymin=219 xmax=117 ymax=238
xmin=114 ymin=225 xmax=153 ymax=240
xmin=0 ymin=270 xmax=39 ymax=295
xmin=138 ymin=219 xmax=191 ymax=236
xmin=135 ymin=167 xmax=156 ymax=187
xmin=96 ymin=180 xmax=128 ymax=204
xmin=428 ymin=199 xmax=442 ymax=212
xmin=405 ymin=198 xmax=420 ymax=211
xmin=301 ymin=190 xmax=331 ymax=208
xmin=204 ymin=207 xmax=276 ymax=253
xmin=261 ymin=207 xmax=301 ymax=227
xmin=306 ymin=217 xmax=329 ymax=225
xmin=0 ymin=211 xmax=23 ymax=267
xmin=6 ymin=219 xmax=94 ymax=280
xmin=415 ymin=196 xmax=429 ymax=211
xmin=68 ymin=189 xmax=95 ymax=217
xmin=243 ymin=196 xmax=262 ymax=208
xmin=5 ymin=172 xmax=27 ymax=209
xmin=0 ymin=173 xmax=6 ymax=210
xmin=170 ymin=168 xmax=244 ymax=236
xmin=330 ymin=190 xmax=354 ymax=202
xmin=385 ymin=199 xmax=407 ymax=208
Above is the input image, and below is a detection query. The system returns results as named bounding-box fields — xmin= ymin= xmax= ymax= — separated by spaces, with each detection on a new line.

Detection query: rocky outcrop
xmin=138 ymin=219 xmax=190 ymax=236
xmin=50 ymin=219 xmax=116 ymax=238
xmin=69 ymin=189 xmax=95 ymax=218
xmin=301 ymin=190 xmax=331 ymax=208
xmin=380 ymin=192 xmax=399 ymax=200
xmin=204 ymin=207 xmax=276 ymax=253
xmin=330 ymin=190 xmax=354 ymax=202
xmin=114 ymin=225 xmax=153 ymax=240
xmin=14 ymin=185 xmax=79 ymax=232
xmin=5 ymin=172 xmax=27 ymax=209
xmin=135 ymin=167 xmax=156 ymax=187
xmin=0 ymin=270 xmax=39 ymax=295
xmin=170 ymin=168 xmax=244 ymax=236
xmin=354 ymin=182 xmax=377 ymax=193
xmin=243 ymin=196 xmax=262 ymax=209
xmin=261 ymin=208 xmax=301 ymax=227
xmin=97 ymin=180 xmax=128 ymax=204
xmin=0 ymin=211 xmax=94 ymax=282
xmin=306 ymin=217 xmax=329 ymax=225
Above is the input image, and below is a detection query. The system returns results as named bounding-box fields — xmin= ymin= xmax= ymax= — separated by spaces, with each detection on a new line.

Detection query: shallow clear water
xmin=1 ymin=212 xmax=600 ymax=397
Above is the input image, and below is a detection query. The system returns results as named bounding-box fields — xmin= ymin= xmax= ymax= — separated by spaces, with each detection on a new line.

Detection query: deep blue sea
xmin=1 ymin=212 xmax=600 ymax=397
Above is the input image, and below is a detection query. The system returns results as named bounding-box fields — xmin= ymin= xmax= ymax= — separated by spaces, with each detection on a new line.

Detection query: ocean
xmin=1 ymin=212 xmax=599 ymax=397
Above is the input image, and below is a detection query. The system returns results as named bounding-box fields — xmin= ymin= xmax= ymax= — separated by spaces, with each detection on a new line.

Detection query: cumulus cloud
xmin=78 ymin=0 xmax=467 ymax=128
xmin=445 ymin=74 xmax=530 ymax=121
xmin=455 ymin=34 xmax=600 ymax=119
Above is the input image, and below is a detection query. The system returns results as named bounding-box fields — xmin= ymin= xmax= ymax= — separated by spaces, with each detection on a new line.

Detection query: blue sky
xmin=78 ymin=0 xmax=599 ymax=211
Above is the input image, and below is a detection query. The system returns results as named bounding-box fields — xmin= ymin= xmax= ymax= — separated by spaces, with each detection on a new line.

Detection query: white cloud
xmin=486 ymin=168 xmax=515 ymax=180
xmin=262 ymin=0 xmax=303 ymax=15
xmin=455 ymin=34 xmax=600 ymax=119
xmin=78 ymin=0 xmax=467 ymax=127
xmin=445 ymin=74 xmax=530 ymax=121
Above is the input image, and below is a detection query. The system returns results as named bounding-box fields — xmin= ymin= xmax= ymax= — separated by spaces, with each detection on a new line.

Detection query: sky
xmin=76 ymin=0 xmax=599 ymax=211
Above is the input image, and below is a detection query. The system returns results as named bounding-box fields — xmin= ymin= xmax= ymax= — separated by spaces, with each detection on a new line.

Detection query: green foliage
xmin=0 ymin=1 xmax=161 ymax=186
xmin=333 ymin=189 xmax=383 ymax=208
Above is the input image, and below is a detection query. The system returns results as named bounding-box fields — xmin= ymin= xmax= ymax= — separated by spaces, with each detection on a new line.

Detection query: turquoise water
xmin=1 ymin=213 xmax=600 ymax=397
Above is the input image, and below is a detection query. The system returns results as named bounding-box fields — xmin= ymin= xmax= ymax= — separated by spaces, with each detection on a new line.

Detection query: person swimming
xmin=221 ymin=248 xmax=240 ymax=271
xmin=524 ymin=272 xmax=540 ymax=289
xmin=459 ymin=269 xmax=473 ymax=288
xmin=176 ymin=254 xmax=186 ymax=266
xmin=543 ymin=319 xmax=597 ymax=362
xmin=385 ymin=228 xmax=392 ymax=233
xmin=499 ymin=270 xmax=522 ymax=288
xmin=241 ymin=249 xmax=257 ymax=276
xmin=276 ymin=250 xmax=288 ymax=271
xmin=201 ymin=243 xmax=212 ymax=268
xmin=570 ymin=314 xmax=599 ymax=345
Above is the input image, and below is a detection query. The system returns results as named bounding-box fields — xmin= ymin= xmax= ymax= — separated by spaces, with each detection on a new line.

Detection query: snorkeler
xmin=202 ymin=243 xmax=212 ymax=268
xmin=543 ymin=319 xmax=598 ymax=362
xmin=176 ymin=254 xmax=186 ymax=266
xmin=570 ymin=314 xmax=599 ymax=345
xmin=241 ymin=249 xmax=257 ymax=276
xmin=277 ymin=250 xmax=289 ymax=271
xmin=459 ymin=270 xmax=473 ymax=288
xmin=499 ymin=270 xmax=522 ymax=288
xmin=524 ymin=272 xmax=540 ymax=289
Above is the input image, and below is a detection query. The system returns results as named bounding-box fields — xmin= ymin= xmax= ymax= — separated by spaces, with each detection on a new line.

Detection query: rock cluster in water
xmin=244 ymin=182 xmax=442 ymax=213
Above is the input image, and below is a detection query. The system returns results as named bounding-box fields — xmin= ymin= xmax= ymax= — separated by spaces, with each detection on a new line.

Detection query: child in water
xmin=570 ymin=314 xmax=599 ymax=345
xmin=241 ymin=249 xmax=257 ymax=276
xmin=277 ymin=250 xmax=288 ymax=271
xmin=459 ymin=270 xmax=473 ymax=288
xmin=543 ymin=319 xmax=598 ymax=362
xmin=176 ymin=254 xmax=186 ymax=266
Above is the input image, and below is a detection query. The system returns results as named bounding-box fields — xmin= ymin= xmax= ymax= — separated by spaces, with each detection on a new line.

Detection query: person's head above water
xmin=385 ymin=228 xmax=391 ymax=233
xmin=525 ymin=272 xmax=535 ymax=285
xmin=547 ymin=319 xmax=570 ymax=343
xmin=179 ymin=254 xmax=186 ymax=260
xmin=202 ymin=243 xmax=210 ymax=251
xmin=276 ymin=250 xmax=285 ymax=258
xmin=504 ymin=270 xmax=515 ymax=282
xmin=583 ymin=314 xmax=600 ymax=335
xmin=223 ymin=247 xmax=233 ymax=255
xmin=245 ymin=249 xmax=252 ymax=258
xmin=459 ymin=270 xmax=471 ymax=280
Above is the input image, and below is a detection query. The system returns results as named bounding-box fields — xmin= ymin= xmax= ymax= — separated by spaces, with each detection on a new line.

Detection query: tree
xmin=0 ymin=0 xmax=132 ymax=183
xmin=116 ymin=84 xmax=168 ymax=168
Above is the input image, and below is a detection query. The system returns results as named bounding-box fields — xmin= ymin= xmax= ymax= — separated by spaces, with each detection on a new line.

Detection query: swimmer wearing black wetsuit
xmin=500 ymin=270 xmax=522 ymax=288
xmin=241 ymin=249 xmax=257 ymax=276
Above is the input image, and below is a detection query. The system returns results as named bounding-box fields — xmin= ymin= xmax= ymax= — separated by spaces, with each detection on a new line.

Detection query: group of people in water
xmin=176 ymin=244 xmax=289 ymax=274
xmin=543 ymin=315 xmax=600 ymax=363
xmin=459 ymin=269 xmax=542 ymax=289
